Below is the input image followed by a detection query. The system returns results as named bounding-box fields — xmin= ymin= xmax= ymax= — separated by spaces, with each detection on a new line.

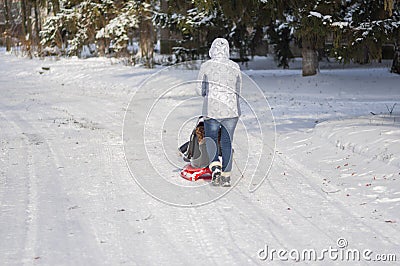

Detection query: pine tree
xmin=331 ymin=0 xmax=399 ymax=70
xmin=154 ymin=0 xmax=230 ymax=61
xmin=264 ymin=0 xmax=341 ymax=75
xmin=267 ymin=20 xmax=294 ymax=69
xmin=290 ymin=1 xmax=340 ymax=76
xmin=203 ymin=0 xmax=270 ymax=62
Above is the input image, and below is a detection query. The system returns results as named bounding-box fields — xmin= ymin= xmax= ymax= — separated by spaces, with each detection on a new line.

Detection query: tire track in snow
xmin=0 ymin=112 xmax=12 ymax=209
xmin=187 ymin=207 xmax=228 ymax=265
xmin=273 ymin=147 xmax=399 ymax=249
xmin=44 ymin=116 xmax=125 ymax=265
xmin=0 ymin=111 xmax=40 ymax=264
xmin=213 ymin=202 xmax=271 ymax=265
xmin=268 ymin=154 xmax=345 ymax=242
xmin=22 ymin=135 xmax=39 ymax=265
xmin=245 ymin=127 xmax=399 ymax=250
xmin=216 ymin=135 xmax=395 ymax=263
xmin=218 ymin=183 xmax=337 ymax=262
xmin=6 ymin=103 xmax=107 ymax=264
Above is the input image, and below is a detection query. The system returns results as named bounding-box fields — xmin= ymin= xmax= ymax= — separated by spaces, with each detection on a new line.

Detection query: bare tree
xmin=33 ymin=0 xmax=41 ymax=47
xmin=139 ymin=0 xmax=155 ymax=68
xmin=2 ymin=0 xmax=11 ymax=51
xmin=19 ymin=0 xmax=33 ymax=58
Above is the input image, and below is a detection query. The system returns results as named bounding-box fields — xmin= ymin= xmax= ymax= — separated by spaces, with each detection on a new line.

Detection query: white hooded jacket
xmin=196 ymin=38 xmax=242 ymax=119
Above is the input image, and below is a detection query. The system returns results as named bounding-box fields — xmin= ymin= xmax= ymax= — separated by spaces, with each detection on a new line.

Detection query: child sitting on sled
xmin=179 ymin=118 xmax=221 ymax=181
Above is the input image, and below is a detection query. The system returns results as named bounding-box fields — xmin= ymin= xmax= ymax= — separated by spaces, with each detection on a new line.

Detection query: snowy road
xmin=1 ymin=54 xmax=399 ymax=265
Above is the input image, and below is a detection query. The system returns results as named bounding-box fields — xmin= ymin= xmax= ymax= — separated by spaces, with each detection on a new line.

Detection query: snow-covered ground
xmin=1 ymin=52 xmax=399 ymax=265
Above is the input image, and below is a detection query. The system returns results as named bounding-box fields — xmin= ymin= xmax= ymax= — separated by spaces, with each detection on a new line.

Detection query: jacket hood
xmin=209 ymin=38 xmax=230 ymax=59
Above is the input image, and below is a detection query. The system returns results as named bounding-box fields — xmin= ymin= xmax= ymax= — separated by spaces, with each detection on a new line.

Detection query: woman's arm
xmin=196 ymin=65 xmax=208 ymax=97
xmin=201 ymin=75 xmax=208 ymax=97
xmin=236 ymin=71 xmax=242 ymax=96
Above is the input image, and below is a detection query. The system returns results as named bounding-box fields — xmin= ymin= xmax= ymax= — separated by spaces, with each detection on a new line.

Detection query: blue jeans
xmin=204 ymin=117 xmax=238 ymax=173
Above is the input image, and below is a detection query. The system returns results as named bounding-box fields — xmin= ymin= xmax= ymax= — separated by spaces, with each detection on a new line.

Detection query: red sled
xmin=180 ymin=164 xmax=212 ymax=181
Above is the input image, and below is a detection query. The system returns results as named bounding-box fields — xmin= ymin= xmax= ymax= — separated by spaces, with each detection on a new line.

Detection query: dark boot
xmin=210 ymin=162 xmax=222 ymax=186
xmin=220 ymin=172 xmax=231 ymax=187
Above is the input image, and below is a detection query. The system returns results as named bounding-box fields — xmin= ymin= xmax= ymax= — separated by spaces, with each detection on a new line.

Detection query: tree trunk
xmin=21 ymin=0 xmax=28 ymax=38
xmin=139 ymin=24 xmax=155 ymax=68
xmin=139 ymin=1 xmax=155 ymax=68
xmin=26 ymin=1 xmax=32 ymax=37
xmin=391 ymin=45 xmax=400 ymax=74
xmin=33 ymin=0 xmax=41 ymax=52
xmin=360 ymin=44 xmax=370 ymax=64
xmin=20 ymin=0 xmax=32 ymax=58
xmin=302 ymin=40 xmax=318 ymax=76
xmin=97 ymin=38 xmax=106 ymax=57
xmin=3 ymin=0 xmax=11 ymax=51
xmin=24 ymin=0 xmax=33 ymax=58
xmin=51 ymin=0 xmax=60 ymax=14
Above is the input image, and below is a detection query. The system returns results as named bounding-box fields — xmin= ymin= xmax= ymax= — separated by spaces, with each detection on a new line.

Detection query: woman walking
xmin=196 ymin=38 xmax=242 ymax=187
